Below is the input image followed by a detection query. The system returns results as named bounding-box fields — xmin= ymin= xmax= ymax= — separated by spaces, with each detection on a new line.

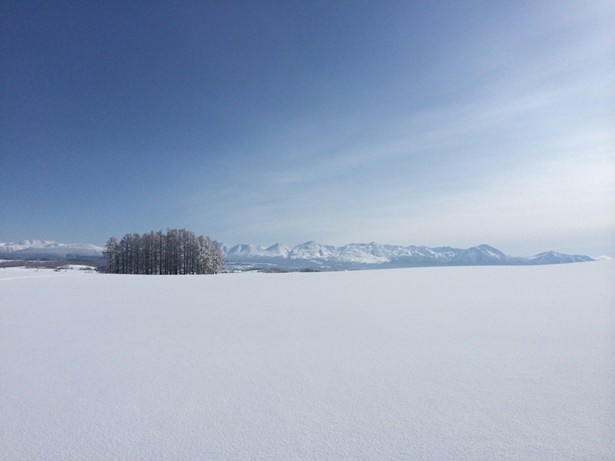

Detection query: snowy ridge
xmin=0 ymin=240 xmax=104 ymax=260
xmin=224 ymin=241 xmax=594 ymax=269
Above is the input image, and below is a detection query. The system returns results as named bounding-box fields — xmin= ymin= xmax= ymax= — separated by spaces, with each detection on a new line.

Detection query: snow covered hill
xmin=0 ymin=240 xmax=104 ymax=261
xmin=1 ymin=262 xmax=613 ymax=459
xmin=224 ymin=241 xmax=594 ymax=270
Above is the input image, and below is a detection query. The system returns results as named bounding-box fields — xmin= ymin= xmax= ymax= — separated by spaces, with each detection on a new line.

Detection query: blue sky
xmin=1 ymin=1 xmax=613 ymax=256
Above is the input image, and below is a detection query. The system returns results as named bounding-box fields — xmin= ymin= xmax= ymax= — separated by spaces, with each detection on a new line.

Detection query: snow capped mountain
xmin=0 ymin=240 xmax=104 ymax=261
xmin=265 ymin=243 xmax=291 ymax=258
xmin=288 ymin=241 xmax=337 ymax=260
xmin=0 ymin=240 xmax=57 ymax=252
xmin=336 ymin=243 xmax=390 ymax=264
xmin=530 ymin=251 xmax=594 ymax=265
xmin=226 ymin=243 xmax=265 ymax=257
xmin=224 ymin=241 xmax=595 ymax=270
xmin=226 ymin=243 xmax=291 ymax=259
xmin=449 ymin=244 xmax=517 ymax=265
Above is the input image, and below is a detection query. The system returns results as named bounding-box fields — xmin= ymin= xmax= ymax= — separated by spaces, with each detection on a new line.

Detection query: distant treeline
xmin=104 ymin=229 xmax=224 ymax=275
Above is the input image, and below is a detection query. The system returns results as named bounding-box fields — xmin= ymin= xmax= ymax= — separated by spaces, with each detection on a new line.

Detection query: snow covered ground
xmin=1 ymin=262 xmax=613 ymax=459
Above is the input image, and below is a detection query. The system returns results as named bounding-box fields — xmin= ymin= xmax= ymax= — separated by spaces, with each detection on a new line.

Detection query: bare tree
xmin=103 ymin=237 xmax=120 ymax=273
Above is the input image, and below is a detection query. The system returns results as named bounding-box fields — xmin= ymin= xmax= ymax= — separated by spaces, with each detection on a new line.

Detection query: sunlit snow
xmin=1 ymin=262 xmax=613 ymax=459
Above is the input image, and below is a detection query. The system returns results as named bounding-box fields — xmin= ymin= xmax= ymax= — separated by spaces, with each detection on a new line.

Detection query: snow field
xmin=1 ymin=262 xmax=614 ymax=459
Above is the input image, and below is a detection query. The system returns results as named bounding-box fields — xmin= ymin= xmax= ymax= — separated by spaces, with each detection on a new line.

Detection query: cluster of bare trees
xmin=103 ymin=229 xmax=224 ymax=275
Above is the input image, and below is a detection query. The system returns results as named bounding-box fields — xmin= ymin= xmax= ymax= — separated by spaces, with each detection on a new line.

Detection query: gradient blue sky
xmin=1 ymin=1 xmax=613 ymax=256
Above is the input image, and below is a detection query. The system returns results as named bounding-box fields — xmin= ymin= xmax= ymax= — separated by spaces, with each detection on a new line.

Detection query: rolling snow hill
xmin=224 ymin=241 xmax=594 ymax=270
xmin=1 ymin=262 xmax=613 ymax=459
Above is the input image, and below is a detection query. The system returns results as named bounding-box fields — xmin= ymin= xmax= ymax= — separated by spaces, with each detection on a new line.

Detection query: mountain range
xmin=222 ymin=241 xmax=594 ymax=270
xmin=0 ymin=240 xmax=104 ymax=262
xmin=0 ymin=239 xmax=595 ymax=270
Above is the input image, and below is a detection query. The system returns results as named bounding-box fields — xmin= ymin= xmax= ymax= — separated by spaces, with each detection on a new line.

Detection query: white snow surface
xmin=1 ymin=262 xmax=614 ymax=459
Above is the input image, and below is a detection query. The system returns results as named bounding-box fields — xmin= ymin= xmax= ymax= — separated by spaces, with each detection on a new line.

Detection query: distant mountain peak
xmin=530 ymin=251 xmax=593 ymax=264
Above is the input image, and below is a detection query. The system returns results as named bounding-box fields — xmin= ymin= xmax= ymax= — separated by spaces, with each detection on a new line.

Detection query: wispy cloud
xmin=180 ymin=4 xmax=614 ymax=256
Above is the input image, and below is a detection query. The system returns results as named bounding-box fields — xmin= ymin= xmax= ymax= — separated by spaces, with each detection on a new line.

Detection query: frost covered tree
xmin=104 ymin=229 xmax=224 ymax=275
xmin=103 ymin=237 xmax=120 ymax=274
